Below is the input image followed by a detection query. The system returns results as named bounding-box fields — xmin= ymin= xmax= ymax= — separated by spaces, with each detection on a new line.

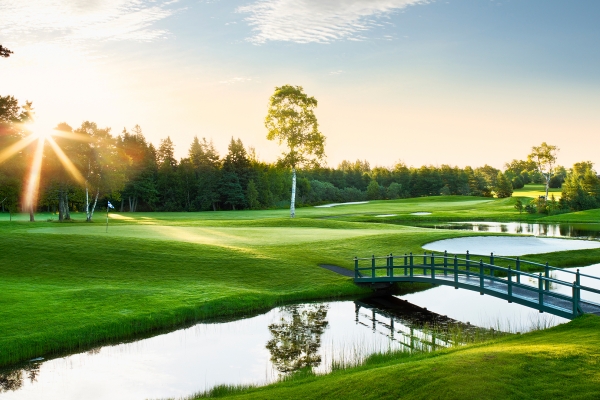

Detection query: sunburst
xmin=0 ymin=123 xmax=91 ymax=212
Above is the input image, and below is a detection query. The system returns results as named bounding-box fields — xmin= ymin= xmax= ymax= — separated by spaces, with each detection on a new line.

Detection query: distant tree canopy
xmin=5 ymin=93 xmax=599 ymax=217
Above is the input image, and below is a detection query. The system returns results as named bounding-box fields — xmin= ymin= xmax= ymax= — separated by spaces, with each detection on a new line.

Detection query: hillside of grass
xmin=1 ymin=196 xmax=599 ymax=368
xmin=0 ymin=214 xmax=474 ymax=367
xmin=540 ymin=209 xmax=600 ymax=223
xmin=192 ymin=315 xmax=600 ymax=400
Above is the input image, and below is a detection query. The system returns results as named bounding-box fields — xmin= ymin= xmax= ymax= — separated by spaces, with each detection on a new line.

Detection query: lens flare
xmin=23 ymin=137 xmax=46 ymax=211
xmin=0 ymin=122 xmax=92 ymax=214
xmin=45 ymin=136 xmax=86 ymax=184
xmin=0 ymin=134 xmax=38 ymax=164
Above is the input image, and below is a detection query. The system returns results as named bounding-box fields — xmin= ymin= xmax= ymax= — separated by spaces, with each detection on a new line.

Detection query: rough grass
xmin=189 ymin=315 xmax=600 ymax=399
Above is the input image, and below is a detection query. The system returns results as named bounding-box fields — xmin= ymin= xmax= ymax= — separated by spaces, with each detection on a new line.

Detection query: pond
xmin=423 ymin=236 xmax=600 ymax=256
xmin=5 ymin=262 xmax=596 ymax=400
xmin=419 ymin=222 xmax=600 ymax=240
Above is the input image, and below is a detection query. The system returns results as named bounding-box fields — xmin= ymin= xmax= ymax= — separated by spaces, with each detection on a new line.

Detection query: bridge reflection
xmin=354 ymin=296 xmax=497 ymax=353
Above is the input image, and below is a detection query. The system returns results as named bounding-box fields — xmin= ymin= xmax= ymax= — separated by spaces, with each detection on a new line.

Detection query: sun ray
xmin=51 ymin=130 xmax=92 ymax=142
xmin=22 ymin=137 xmax=46 ymax=211
xmin=46 ymin=136 xmax=86 ymax=184
xmin=0 ymin=134 xmax=38 ymax=164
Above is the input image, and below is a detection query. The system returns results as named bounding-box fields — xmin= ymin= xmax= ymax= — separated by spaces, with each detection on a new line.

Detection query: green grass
xmin=513 ymin=183 xmax=562 ymax=199
xmin=0 ymin=214 xmax=465 ymax=367
xmin=540 ymin=209 xmax=600 ymax=223
xmin=189 ymin=314 xmax=600 ymax=399
xmin=1 ymin=195 xmax=599 ymax=370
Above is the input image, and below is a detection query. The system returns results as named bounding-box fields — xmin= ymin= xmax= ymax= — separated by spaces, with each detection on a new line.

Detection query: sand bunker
xmin=411 ymin=212 xmax=432 ymax=215
xmin=314 ymin=201 xmax=369 ymax=208
xmin=423 ymin=236 xmax=600 ymax=256
xmin=375 ymin=214 xmax=397 ymax=217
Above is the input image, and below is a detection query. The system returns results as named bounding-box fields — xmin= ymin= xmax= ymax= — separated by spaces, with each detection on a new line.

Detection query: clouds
xmin=237 ymin=0 xmax=427 ymax=44
xmin=0 ymin=0 xmax=178 ymax=45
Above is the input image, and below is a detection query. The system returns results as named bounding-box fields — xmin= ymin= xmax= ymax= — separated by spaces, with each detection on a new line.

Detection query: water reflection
xmin=0 ymin=364 xmax=39 ymax=393
xmin=266 ymin=304 xmax=328 ymax=373
xmin=422 ymin=222 xmax=600 ymax=239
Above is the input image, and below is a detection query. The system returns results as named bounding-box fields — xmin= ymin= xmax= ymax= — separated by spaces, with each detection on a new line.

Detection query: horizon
xmin=1 ymin=0 xmax=599 ymax=169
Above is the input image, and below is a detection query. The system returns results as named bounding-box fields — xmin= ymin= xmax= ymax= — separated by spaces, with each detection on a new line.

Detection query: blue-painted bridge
xmin=353 ymin=251 xmax=600 ymax=320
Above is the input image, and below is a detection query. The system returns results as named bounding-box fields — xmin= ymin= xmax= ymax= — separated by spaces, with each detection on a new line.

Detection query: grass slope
xmin=195 ymin=315 xmax=600 ymax=400
xmin=1 ymin=196 xmax=599 ymax=368
xmin=0 ymin=216 xmax=469 ymax=367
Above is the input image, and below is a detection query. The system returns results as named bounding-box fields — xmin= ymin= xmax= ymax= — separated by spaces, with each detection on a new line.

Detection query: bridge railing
xmin=354 ymin=251 xmax=600 ymax=319
xmin=471 ymin=253 xmax=600 ymax=298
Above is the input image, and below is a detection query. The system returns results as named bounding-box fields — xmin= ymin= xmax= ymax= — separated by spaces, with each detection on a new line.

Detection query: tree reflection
xmin=0 ymin=363 xmax=41 ymax=392
xmin=266 ymin=304 xmax=329 ymax=373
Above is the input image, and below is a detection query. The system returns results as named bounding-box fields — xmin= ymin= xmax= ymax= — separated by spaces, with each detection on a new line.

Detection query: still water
xmin=421 ymin=222 xmax=600 ymax=239
xmin=0 ymin=300 xmax=469 ymax=400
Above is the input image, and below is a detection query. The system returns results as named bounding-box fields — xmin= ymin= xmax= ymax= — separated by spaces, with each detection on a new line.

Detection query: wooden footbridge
xmin=353 ymin=251 xmax=600 ymax=320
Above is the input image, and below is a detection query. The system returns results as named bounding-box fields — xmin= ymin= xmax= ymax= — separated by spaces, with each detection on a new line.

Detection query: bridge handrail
xmin=353 ymin=250 xmax=600 ymax=319
xmin=356 ymin=251 xmax=600 ymax=286
xmin=354 ymin=251 xmax=600 ymax=309
xmin=355 ymin=255 xmax=577 ymax=286
xmin=467 ymin=253 xmax=600 ymax=281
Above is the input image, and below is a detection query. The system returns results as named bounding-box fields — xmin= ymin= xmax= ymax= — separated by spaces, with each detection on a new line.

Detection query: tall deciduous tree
xmin=265 ymin=85 xmax=325 ymax=218
xmin=76 ymin=122 xmax=128 ymax=221
xmin=528 ymin=142 xmax=559 ymax=200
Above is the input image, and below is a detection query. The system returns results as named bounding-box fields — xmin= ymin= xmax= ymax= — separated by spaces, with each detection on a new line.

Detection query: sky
xmin=1 ymin=0 xmax=599 ymax=169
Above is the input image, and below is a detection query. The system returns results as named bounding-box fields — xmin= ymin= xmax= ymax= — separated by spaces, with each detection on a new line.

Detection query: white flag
xmin=107 ymin=201 xmax=115 ymax=209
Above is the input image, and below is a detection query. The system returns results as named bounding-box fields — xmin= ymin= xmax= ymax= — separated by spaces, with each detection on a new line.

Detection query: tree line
xmin=1 ymin=94 xmax=599 ymax=220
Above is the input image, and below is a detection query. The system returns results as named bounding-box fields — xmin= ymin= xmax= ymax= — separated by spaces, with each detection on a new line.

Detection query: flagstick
xmin=106 ymin=206 xmax=109 ymax=233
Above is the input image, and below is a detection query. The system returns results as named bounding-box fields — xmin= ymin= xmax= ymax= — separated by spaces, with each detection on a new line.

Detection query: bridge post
xmin=516 ymin=257 xmax=521 ymax=284
xmin=444 ymin=250 xmax=448 ymax=276
xmin=389 ymin=253 xmax=394 ymax=278
xmin=431 ymin=253 xmax=435 ymax=280
xmin=466 ymin=251 xmax=470 ymax=278
xmin=410 ymin=253 xmax=414 ymax=278
xmin=454 ymin=255 xmax=458 ymax=289
xmin=538 ymin=273 xmax=544 ymax=312
xmin=576 ymin=269 xmax=581 ymax=286
xmin=507 ymin=267 xmax=512 ymax=302
xmin=544 ymin=263 xmax=550 ymax=291
xmin=572 ymin=281 xmax=580 ymax=317
xmin=490 ymin=252 xmax=494 ymax=266
xmin=479 ymin=260 xmax=484 ymax=295
xmin=354 ymin=257 xmax=359 ymax=279
xmin=404 ymin=253 xmax=408 ymax=276
xmin=386 ymin=254 xmax=390 ymax=277
xmin=372 ymin=255 xmax=376 ymax=279
xmin=423 ymin=252 xmax=427 ymax=275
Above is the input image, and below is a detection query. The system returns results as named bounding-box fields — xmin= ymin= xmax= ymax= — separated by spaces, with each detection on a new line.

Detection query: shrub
xmin=511 ymin=176 xmax=524 ymax=190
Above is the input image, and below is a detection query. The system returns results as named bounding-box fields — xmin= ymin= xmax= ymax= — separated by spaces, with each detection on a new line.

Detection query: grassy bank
xmin=1 ymin=196 xmax=599 ymax=368
xmin=0 ymin=215 xmax=467 ymax=367
xmin=190 ymin=314 xmax=600 ymax=399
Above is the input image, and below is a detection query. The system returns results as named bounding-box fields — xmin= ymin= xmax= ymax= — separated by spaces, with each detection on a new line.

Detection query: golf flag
xmin=107 ymin=201 xmax=115 ymax=209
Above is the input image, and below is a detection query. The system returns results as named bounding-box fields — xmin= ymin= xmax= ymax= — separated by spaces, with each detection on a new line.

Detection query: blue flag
xmin=107 ymin=201 xmax=115 ymax=209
